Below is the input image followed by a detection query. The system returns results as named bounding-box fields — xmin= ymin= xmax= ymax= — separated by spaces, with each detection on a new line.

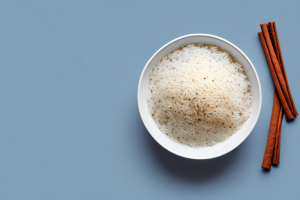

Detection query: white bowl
xmin=138 ymin=34 xmax=262 ymax=159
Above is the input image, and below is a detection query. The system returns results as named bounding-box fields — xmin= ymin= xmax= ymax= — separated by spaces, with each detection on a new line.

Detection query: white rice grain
xmin=146 ymin=44 xmax=253 ymax=147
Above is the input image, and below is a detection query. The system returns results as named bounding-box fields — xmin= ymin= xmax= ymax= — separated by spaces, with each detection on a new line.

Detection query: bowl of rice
xmin=138 ymin=34 xmax=261 ymax=159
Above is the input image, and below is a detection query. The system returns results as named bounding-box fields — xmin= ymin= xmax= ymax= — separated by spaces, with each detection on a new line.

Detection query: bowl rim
xmin=137 ymin=33 xmax=262 ymax=159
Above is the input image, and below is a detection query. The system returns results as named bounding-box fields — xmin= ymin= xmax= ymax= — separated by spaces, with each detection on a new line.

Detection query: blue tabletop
xmin=1 ymin=1 xmax=300 ymax=199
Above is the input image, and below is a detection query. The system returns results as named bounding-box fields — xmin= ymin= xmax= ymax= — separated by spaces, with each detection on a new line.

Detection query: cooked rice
xmin=146 ymin=44 xmax=252 ymax=147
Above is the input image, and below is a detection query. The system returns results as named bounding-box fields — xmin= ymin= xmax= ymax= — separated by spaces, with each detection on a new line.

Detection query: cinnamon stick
xmin=260 ymin=23 xmax=296 ymax=120
xmin=273 ymin=107 xmax=283 ymax=165
xmin=258 ymin=31 xmax=293 ymax=120
xmin=268 ymin=22 xmax=292 ymax=165
xmin=261 ymin=90 xmax=281 ymax=169
xmin=269 ymin=22 xmax=298 ymax=116
xmin=259 ymin=22 xmax=297 ymax=169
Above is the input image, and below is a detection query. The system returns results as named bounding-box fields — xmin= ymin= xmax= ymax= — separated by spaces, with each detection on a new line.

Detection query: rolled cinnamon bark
xmin=258 ymin=31 xmax=294 ymax=120
xmin=259 ymin=22 xmax=297 ymax=169
xmin=272 ymin=107 xmax=283 ymax=165
xmin=269 ymin=22 xmax=298 ymax=117
xmin=268 ymin=22 xmax=293 ymax=165
xmin=260 ymin=24 xmax=296 ymax=120
xmin=261 ymin=90 xmax=281 ymax=169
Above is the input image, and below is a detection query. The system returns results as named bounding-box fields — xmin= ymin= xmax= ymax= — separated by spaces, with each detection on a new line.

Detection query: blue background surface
xmin=1 ymin=1 xmax=300 ymax=199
